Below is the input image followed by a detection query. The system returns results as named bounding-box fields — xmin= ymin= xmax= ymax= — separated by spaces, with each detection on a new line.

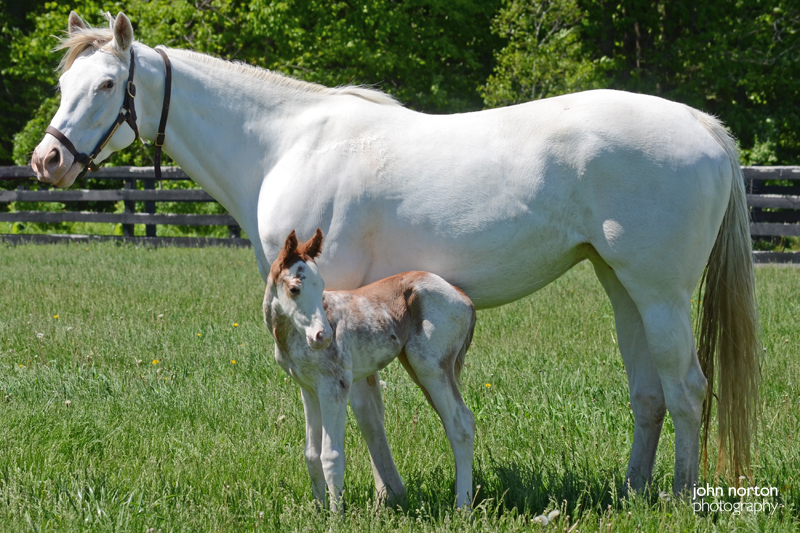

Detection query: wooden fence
xmin=1 ymin=165 xmax=799 ymax=262
xmin=0 ymin=166 xmax=247 ymax=247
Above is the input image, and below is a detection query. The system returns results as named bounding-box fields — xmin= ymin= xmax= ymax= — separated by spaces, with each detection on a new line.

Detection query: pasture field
xmin=0 ymin=243 xmax=798 ymax=532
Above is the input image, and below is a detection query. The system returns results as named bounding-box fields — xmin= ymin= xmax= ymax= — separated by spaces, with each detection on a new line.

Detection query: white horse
xmin=264 ymin=229 xmax=476 ymax=511
xmin=32 ymin=12 xmax=759 ymax=501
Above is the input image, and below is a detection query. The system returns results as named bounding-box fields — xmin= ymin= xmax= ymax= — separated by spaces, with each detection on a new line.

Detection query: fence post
xmin=143 ymin=178 xmax=156 ymax=237
xmin=14 ymin=184 xmax=27 ymax=232
xmin=123 ymin=178 xmax=135 ymax=237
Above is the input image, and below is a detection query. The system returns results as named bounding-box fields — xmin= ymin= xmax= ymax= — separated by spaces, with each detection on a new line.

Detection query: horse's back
xmin=378 ymin=91 xmax=733 ymax=294
xmin=262 ymin=90 xmax=735 ymax=308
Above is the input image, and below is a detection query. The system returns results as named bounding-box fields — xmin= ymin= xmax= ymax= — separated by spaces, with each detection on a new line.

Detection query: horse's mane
xmin=165 ymin=48 xmax=399 ymax=106
xmin=56 ymin=16 xmax=399 ymax=107
xmin=56 ymin=17 xmax=122 ymax=73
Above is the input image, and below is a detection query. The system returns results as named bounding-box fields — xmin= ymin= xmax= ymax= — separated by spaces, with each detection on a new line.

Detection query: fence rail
xmin=1 ymin=165 xmax=799 ymax=260
xmin=0 ymin=165 xmax=244 ymax=245
xmin=744 ymin=167 xmax=800 ymax=241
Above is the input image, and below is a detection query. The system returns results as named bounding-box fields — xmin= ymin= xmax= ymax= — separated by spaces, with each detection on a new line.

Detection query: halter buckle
xmin=127 ymin=80 xmax=136 ymax=99
xmin=155 ymin=132 xmax=166 ymax=148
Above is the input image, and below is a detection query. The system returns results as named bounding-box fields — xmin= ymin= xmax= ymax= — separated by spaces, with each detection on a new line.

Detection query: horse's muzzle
xmin=31 ymin=136 xmax=82 ymax=188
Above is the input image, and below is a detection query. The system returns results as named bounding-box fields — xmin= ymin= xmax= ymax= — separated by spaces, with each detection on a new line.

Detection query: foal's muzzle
xmin=307 ymin=324 xmax=333 ymax=350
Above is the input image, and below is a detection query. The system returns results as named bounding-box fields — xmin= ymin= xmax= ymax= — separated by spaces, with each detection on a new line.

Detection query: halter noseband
xmin=45 ymin=46 xmax=172 ymax=181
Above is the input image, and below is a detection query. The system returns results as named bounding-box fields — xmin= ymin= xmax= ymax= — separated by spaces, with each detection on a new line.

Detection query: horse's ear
xmin=68 ymin=11 xmax=87 ymax=36
xmin=277 ymin=230 xmax=298 ymax=269
xmin=300 ymin=228 xmax=324 ymax=260
xmin=112 ymin=12 xmax=134 ymax=52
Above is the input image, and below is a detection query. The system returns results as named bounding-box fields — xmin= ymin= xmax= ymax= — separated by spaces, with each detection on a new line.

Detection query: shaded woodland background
xmin=2 ymin=0 xmax=799 ymax=170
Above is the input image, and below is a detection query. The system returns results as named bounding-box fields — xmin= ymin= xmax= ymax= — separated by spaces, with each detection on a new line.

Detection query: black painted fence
xmin=0 ymin=166 xmax=248 ymax=247
xmin=1 ymin=165 xmax=799 ymax=261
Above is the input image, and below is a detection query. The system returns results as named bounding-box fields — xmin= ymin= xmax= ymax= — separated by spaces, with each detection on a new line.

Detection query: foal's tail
xmin=454 ymin=304 xmax=477 ymax=382
xmin=693 ymin=110 xmax=760 ymax=482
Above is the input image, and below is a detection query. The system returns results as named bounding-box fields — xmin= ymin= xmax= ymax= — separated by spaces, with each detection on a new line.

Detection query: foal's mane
xmin=56 ymin=19 xmax=399 ymax=107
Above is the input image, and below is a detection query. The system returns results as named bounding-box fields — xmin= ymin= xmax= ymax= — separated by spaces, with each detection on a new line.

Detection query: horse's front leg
xmin=300 ymin=387 xmax=327 ymax=506
xmin=318 ymin=380 xmax=350 ymax=515
xmin=349 ymin=372 xmax=407 ymax=506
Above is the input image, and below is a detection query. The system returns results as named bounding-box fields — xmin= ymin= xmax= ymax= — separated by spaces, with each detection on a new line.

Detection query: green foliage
xmin=5 ymin=0 xmax=501 ymax=168
xmin=243 ymin=0 xmax=501 ymax=112
xmin=481 ymin=0 xmax=605 ymax=107
xmin=482 ymin=0 xmax=800 ymax=165
xmin=1 ymin=247 xmax=799 ymax=530
xmin=575 ymin=0 xmax=800 ymax=165
xmin=5 ymin=0 xmax=800 ymax=175
xmin=10 ymin=95 xmax=58 ymax=168
xmin=0 ymin=0 xmax=52 ymax=164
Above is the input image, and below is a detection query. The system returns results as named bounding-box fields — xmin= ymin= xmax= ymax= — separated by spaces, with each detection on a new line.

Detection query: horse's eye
xmin=100 ymin=80 xmax=115 ymax=90
xmin=288 ymin=285 xmax=300 ymax=296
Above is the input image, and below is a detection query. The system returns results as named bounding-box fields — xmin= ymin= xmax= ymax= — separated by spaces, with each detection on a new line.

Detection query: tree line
xmin=2 ymin=0 xmax=799 ymax=171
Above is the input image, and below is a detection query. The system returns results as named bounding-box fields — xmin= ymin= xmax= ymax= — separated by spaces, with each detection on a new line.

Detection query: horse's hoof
xmin=377 ymin=485 xmax=407 ymax=510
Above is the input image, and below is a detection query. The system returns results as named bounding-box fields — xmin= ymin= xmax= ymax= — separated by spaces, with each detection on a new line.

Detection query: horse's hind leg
xmin=399 ymin=347 xmax=475 ymax=508
xmin=349 ymin=375 xmax=407 ymax=506
xmin=591 ymin=259 xmax=666 ymax=492
xmin=620 ymin=277 xmax=707 ymax=494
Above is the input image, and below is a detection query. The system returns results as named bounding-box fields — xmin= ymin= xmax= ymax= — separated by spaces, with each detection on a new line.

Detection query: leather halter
xmin=150 ymin=48 xmax=172 ymax=181
xmin=45 ymin=46 xmax=172 ymax=181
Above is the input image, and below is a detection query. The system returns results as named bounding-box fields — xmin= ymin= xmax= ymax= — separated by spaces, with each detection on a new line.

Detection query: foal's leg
xmin=300 ymin=387 xmax=327 ymax=505
xmin=591 ymin=259 xmax=666 ymax=492
xmin=399 ymin=348 xmax=475 ymax=509
xmin=349 ymin=374 xmax=407 ymax=506
xmin=318 ymin=380 xmax=350 ymax=514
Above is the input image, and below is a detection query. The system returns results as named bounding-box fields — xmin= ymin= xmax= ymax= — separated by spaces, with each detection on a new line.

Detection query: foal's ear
xmin=300 ymin=228 xmax=324 ymax=260
xmin=68 ymin=11 xmax=87 ymax=36
xmin=111 ymin=12 xmax=134 ymax=52
xmin=277 ymin=230 xmax=298 ymax=268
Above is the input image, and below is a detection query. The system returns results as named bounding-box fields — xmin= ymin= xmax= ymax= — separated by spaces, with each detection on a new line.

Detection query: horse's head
xmin=31 ymin=12 xmax=139 ymax=187
xmin=265 ymin=229 xmax=332 ymax=350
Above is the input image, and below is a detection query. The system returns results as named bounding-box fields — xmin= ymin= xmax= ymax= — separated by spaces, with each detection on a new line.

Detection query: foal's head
xmin=266 ymin=229 xmax=332 ymax=350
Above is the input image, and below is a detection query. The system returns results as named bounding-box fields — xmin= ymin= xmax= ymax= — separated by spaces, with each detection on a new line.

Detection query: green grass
xmin=0 ymin=221 xmax=236 ymax=239
xmin=0 ymin=243 xmax=798 ymax=531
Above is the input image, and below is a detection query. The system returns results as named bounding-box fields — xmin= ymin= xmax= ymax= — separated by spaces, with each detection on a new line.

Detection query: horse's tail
xmin=454 ymin=304 xmax=476 ymax=382
xmin=693 ymin=110 xmax=760 ymax=482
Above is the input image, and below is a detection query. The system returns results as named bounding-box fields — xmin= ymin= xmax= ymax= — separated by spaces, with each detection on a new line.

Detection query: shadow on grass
xmin=343 ymin=454 xmax=660 ymax=521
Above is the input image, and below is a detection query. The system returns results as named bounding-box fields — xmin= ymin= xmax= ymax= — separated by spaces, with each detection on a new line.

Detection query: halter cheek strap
xmin=151 ymin=48 xmax=172 ymax=181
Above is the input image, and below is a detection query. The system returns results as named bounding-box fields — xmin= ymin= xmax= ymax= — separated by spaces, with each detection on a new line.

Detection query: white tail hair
xmin=692 ymin=109 xmax=760 ymax=482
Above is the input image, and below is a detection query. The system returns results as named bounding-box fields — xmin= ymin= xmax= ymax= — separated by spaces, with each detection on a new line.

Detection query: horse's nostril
xmin=44 ymin=147 xmax=61 ymax=170
xmin=315 ymin=331 xmax=325 ymax=342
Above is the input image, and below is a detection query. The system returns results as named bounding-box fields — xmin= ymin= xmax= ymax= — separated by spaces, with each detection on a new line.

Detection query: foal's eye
xmin=100 ymin=80 xmax=115 ymax=90
xmin=288 ymin=286 xmax=301 ymax=296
